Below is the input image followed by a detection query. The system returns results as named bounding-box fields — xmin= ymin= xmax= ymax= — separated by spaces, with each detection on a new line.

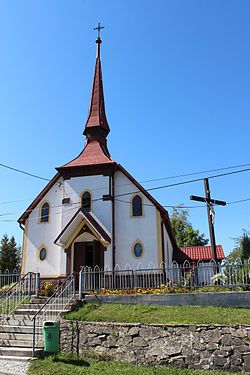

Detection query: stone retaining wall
xmin=85 ymin=291 xmax=250 ymax=307
xmin=60 ymin=321 xmax=250 ymax=372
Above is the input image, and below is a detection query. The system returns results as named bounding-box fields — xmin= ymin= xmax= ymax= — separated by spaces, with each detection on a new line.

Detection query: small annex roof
xmin=178 ymin=245 xmax=225 ymax=262
xmin=54 ymin=208 xmax=111 ymax=247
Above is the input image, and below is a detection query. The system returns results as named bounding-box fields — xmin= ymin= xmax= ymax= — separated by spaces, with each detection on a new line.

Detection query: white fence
xmin=79 ymin=259 xmax=250 ymax=295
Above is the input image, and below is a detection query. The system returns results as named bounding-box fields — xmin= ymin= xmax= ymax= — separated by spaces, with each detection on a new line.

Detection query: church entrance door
xmin=73 ymin=240 xmax=104 ymax=273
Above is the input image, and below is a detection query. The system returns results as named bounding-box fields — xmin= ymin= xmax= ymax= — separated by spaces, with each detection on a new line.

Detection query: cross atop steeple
xmin=94 ymin=22 xmax=105 ymax=40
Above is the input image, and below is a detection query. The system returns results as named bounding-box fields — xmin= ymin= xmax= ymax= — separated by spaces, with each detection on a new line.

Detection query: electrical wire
xmin=1 ymin=194 xmax=250 ymax=223
xmin=0 ymin=165 xmax=250 ymax=220
xmin=0 ymin=161 xmax=250 ymax=206
xmin=0 ymin=163 xmax=50 ymax=182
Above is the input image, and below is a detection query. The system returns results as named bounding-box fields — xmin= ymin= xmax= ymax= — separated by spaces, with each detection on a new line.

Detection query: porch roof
xmin=54 ymin=208 xmax=111 ymax=248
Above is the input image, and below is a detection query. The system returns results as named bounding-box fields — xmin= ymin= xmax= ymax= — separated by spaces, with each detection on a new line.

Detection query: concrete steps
xmin=0 ymin=298 xmax=47 ymax=359
xmin=0 ymin=295 xmax=77 ymax=360
xmin=0 ymin=326 xmax=34 ymax=334
xmin=0 ymin=340 xmax=43 ymax=348
xmin=0 ymin=332 xmax=42 ymax=340
xmin=0 ymin=346 xmax=42 ymax=357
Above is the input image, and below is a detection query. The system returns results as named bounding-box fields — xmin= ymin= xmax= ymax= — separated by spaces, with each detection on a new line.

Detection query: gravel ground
xmin=0 ymin=359 xmax=30 ymax=375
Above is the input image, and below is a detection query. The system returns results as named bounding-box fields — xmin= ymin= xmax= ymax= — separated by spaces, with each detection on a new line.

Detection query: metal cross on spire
xmin=94 ymin=22 xmax=105 ymax=39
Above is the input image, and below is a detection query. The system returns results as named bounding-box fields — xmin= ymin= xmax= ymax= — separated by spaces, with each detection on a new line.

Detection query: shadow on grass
xmin=53 ymin=357 xmax=90 ymax=367
xmin=38 ymin=352 xmax=90 ymax=367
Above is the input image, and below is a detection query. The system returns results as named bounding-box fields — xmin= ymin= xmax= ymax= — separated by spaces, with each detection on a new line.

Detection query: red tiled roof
xmin=59 ymin=140 xmax=114 ymax=169
xmin=179 ymin=245 xmax=225 ymax=261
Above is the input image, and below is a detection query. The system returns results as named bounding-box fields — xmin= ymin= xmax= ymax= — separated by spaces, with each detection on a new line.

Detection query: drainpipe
xmin=19 ymin=222 xmax=24 ymax=231
xmin=160 ymin=218 xmax=166 ymax=284
xmin=112 ymin=171 xmax=116 ymax=270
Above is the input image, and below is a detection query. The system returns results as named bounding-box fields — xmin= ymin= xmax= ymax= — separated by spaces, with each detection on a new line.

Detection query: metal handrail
xmin=32 ymin=272 xmax=75 ymax=356
xmin=0 ymin=272 xmax=29 ymax=301
xmin=0 ymin=272 xmax=38 ymax=321
xmin=32 ymin=273 xmax=74 ymax=319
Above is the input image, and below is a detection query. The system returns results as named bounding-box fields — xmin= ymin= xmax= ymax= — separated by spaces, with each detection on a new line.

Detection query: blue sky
xmin=0 ymin=0 xmax=249 ymax=255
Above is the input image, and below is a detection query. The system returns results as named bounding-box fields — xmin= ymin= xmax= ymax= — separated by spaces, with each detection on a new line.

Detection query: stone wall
xmin=85 ymin=291 xmax=250 ymax=308
xmin=60 ymin=321 xmax=250 ymax=372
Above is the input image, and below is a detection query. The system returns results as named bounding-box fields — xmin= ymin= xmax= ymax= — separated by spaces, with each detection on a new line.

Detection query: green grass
xmin=27 ymin=352 xmax=243 ymax=375
xmin=65 ymin=303 xmax=250 ymax=325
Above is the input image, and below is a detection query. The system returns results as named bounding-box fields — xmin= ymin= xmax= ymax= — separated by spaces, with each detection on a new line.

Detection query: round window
xmin=39 ymin=248 xmax=47 ymax=261
xmin=133 ymin=243 xmax=143 ymax=258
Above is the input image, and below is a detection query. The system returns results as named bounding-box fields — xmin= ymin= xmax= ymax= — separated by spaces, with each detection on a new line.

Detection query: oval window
xmin=133 ymin=243 xmax=143 ymax=258
xmin=39 ymin=248 xmax=47 ymax=261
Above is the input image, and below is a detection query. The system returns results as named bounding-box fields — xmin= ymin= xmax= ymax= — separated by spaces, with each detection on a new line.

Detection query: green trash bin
xmin=43 ymin=321 xmax=60 ymax=353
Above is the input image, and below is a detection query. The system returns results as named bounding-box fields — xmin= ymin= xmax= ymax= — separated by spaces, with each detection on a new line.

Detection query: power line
xmin=0 ymin=165 xmax=250 ymax=220
xmin=0 ymin=163 xmax=50 ymax=182
xmin=1 ymin=160 xmax=250 ymax=194
xmin=1 ymin=193 xmax=250 ymax=223
xmin=114 ymin=167 xmax=250 ymax=198
xmin=137 ymin=163 xmax=250 ymax=184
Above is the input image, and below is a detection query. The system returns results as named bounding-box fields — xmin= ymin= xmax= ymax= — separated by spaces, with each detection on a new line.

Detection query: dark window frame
xmin=81 ymin=191 xmax=91 ymax=212
xmin=40 ymin=202 xmax=50 ymax=223
xmin=133 ymin=242 xmax=143 ymax=258
xmin=132 ymin=195 xmax=143 ymax=217
xmin=39 ymin=247 xmax=47 ymax=261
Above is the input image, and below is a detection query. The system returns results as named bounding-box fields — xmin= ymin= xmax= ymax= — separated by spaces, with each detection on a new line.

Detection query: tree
xmin=227 ymin=230 xmax=250 ymax=263
xmin=170 ymin=208 xmax=208 ymax=247
xmin=0 ymin=234 xmax=21 ymax=272
xmin=8 ymin=236 xmax=21 ymax=272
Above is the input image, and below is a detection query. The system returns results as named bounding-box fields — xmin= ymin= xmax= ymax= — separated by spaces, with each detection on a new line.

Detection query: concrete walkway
xmin=0 ymin=357 xmax=30 ymax=375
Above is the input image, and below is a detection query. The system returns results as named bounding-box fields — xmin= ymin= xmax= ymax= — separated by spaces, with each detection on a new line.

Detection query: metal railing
xmin=0 ymin=272 xmax=38 ymax=321
xmin=79 ymin=259 xmax=250 ymax=295
xmin=32 ymin=272 xmax=75 ymax=356
xmin=0 ymin=269 xmax=20 ymax=290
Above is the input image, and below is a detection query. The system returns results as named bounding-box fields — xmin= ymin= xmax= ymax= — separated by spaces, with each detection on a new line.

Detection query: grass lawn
xmin=27 ymin=353 xmax=243 ymax=375
xmin=65 ymin=303 xmax=250 ymax=325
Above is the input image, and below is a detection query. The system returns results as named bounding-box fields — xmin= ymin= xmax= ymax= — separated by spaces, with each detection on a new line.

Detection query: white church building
xmin=18 ymin=36 xmax=178 ymax=280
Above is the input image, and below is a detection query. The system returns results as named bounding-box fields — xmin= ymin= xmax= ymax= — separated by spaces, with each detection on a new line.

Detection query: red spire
xmin=83 ymin=37 xmax=110 ymax=136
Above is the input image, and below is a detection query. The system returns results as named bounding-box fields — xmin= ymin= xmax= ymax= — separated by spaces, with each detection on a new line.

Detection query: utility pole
xmin=190 ymin=178 xmax=226 ymax=264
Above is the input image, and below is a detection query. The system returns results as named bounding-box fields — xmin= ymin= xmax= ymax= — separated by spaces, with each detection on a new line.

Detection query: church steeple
xmin=83 ymin=28 xmax=110 ymax=153
xmin=57 ymin=26 xmax=114 ymax=173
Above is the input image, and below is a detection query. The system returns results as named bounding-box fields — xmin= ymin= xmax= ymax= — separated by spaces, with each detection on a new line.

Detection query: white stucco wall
xmin=62 ymin=175 xmax=111 ymax=231
xmin=114 ymin=171 xmax=159 ymax=269
xmin=23 ymin=177 xmax=65 ymax=277
xmin=23 ymin=174 xmax=113 ymax=277
xmin=22 ymin=169 xmax=174 ymax=277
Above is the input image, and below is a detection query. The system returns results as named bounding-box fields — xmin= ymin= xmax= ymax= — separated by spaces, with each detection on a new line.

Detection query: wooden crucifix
xmin=190 ymin=178 xmax=226 ymax=263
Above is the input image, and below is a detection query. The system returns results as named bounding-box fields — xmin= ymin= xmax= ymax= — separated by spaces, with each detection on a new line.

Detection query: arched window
xmin=132 ymin=242 xmax=144 ymax=258
xmin=81 ymin=191 xmax=91 ymax=212
xmin=132 ymin=195 xmax=143 ymax=217
xmin=40 ymin=202 xmax=49 ymax=223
